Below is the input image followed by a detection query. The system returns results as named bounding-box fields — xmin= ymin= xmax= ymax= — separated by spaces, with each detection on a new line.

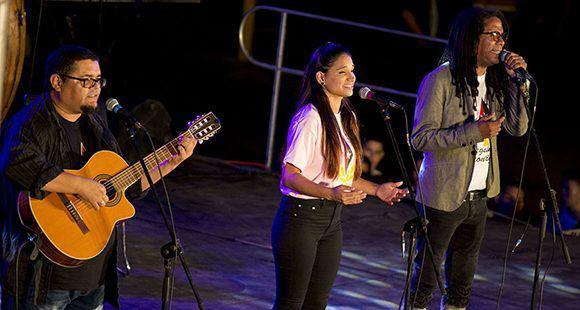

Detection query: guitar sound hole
xmin=106 ymin=187 xmax=117 ymax=202
xmin=98 ymin=179 xmax=118 ymax=203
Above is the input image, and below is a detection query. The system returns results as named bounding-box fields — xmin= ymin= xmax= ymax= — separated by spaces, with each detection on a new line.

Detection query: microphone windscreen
xmin=105 ymin=98 xmax=119 ymax=112
xmin=499 ymin=50 xmax=510 ymax=63
xmin=359 ymin=87 xmax=371 ymax=100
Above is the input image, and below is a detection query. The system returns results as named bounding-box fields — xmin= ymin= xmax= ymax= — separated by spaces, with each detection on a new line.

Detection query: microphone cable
xmin=495 ymin=77 xmax=539 ymax=309
xmin=538 ymin=210 xmax=557 ymax=309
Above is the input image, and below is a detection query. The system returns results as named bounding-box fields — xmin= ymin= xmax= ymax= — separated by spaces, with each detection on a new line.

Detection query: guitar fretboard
xmin=107 ymin=112 xmax=220 ymax=191
xmin=111 ymin=131 xmax=192 ymax=191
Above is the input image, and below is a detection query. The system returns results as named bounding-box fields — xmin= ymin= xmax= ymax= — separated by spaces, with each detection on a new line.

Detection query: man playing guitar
xmin=1 ymin=45 xmax=196 ymax=309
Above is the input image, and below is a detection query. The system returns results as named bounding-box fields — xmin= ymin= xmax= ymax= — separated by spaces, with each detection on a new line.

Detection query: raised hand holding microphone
xmin=499 ymin=50 xmax=531 ymax=83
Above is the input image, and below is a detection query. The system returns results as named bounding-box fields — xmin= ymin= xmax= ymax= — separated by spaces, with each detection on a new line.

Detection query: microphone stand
xmin=505 ymin=79 xmax=572 ymax=309
xmin=125 ymin=123 xmax=205 ymax=310
xmin=527 ymin=128 xmax=571 ymax=266
xmin=526 ymin=124 xmax=572 ymax=310
xmin=378 ymin=105 xmax=446 ymax=309
xmin=402 ymin=217 xmax=419 ymax=309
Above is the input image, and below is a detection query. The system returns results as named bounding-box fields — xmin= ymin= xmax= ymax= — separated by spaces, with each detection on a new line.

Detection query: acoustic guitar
xmin=17 ymin=112 xmax=221 ymax=267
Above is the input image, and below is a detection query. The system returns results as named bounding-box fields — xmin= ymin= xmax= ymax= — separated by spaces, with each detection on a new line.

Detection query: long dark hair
xmin=441 ymin=7 xmax=511 ymax=112
xmin=294 ymin=42 xmax=362 ymax=180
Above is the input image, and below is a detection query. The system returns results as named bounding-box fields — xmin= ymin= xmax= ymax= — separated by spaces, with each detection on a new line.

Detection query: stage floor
xmin=110 ymin=156 xmax=580 ymax=309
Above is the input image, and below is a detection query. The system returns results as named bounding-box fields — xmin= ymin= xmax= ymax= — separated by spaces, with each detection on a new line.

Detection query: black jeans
xmin=2 ymin=285 xmax=105 ymax=310
xmin=411 ymin=196 xmax=488 ymax=308
xmin=271 ymin=196 xmax=343 ymax=310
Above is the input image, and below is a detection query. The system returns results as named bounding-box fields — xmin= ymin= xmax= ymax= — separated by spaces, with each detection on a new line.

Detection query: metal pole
xmin=265 ymin=12 xmax=287 ymax=169
xmin=0 ymin=0 xmax=8 ymax=126
xmin=531 ymin=199 xmax=547 ymax=310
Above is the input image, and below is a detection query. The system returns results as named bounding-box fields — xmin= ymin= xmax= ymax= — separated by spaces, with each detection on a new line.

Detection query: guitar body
xmin=18 ymin=150 xmax=136 ymax=267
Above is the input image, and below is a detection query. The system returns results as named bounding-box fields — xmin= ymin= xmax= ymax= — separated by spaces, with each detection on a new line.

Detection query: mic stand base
xmin=161 ymin=242 xmax=177 ymax=310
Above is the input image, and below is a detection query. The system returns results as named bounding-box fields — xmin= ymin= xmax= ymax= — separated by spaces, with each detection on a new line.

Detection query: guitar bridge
xmin=57 ymin=193 xmax=90 ymax=234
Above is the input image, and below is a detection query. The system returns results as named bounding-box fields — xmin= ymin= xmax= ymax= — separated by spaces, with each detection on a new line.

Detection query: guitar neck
xmin=113 ymin=131 xmax=193 ymax=190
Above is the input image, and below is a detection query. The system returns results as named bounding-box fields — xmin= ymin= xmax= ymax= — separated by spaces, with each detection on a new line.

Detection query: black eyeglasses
xmin=481 ymin=31 xmax=508 ymax=43
xmin=60 ymin=74 xmax=107 ymax=88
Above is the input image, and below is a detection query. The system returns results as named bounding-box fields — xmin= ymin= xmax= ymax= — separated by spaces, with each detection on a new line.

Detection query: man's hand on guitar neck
xmin=171 ymin=136 xmax=197 ymax=168
xmin=141 ymin=136 xmax=198 ymax=191
xmin=41 ymin=173 xmax=109 ymax=210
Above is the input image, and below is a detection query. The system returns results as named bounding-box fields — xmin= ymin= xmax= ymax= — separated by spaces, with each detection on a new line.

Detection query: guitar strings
xmin=74 ymin=148 xmax=173 ymax=212
xmin=75 ymin=121 xmax=221 ymax=213
xmin=103 ymin=130 xmax=189 ymax=191
xmin=108 ymin=131 xmax=187 ymax=186
xmin=73 ymin=129 xmax=199 ymax=213
xmin=71 ymin=146 xmax=173 ymax=212
xmin=105 ymin=127 xmax=208 ymax=191
xmin=101 ymin=115 xmax=214 ymax=193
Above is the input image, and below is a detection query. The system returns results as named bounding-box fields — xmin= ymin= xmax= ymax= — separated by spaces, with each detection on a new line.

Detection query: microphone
xmin=105 ymin=98 xmax=143 ymax=129
xmin=359 ymin=87 xmax=403 ymax=110
xmin=499 ymin=50 xmax=534 ymax=83
xmin=511 ymin=235 xmax=524 ymax=253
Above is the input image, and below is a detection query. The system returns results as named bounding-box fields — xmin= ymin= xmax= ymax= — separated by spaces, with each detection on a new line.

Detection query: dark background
xmin=5 ymin=0 xmax=578 ymax=217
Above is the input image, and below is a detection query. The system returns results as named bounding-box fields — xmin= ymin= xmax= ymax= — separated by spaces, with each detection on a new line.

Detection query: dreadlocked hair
xmin=293 ymin=42 xmax=362 ymax=180
xmin=441 ymin=7 xmax=512 ymax=110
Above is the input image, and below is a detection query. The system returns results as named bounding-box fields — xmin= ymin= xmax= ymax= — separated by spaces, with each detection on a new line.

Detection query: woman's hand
xmin=375 ymin=181 xmax=409 ymax=205
xmin=330 ymin=185 xmax=367 ymax=205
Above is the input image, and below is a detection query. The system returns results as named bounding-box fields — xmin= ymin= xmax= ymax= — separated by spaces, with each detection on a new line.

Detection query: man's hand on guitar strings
xmin=76 ymin=177 xmax=109 ymax=210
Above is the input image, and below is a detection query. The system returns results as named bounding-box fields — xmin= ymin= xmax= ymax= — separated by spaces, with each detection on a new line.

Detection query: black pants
xmin=411 ymin=196 xmax=488 ymax=308
xmin=271 ymin=196 xmax=343 ymax=310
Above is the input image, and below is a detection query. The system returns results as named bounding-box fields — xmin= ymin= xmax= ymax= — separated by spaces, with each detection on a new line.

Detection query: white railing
xmin=239 ymin=5 xmax=447 ymax=168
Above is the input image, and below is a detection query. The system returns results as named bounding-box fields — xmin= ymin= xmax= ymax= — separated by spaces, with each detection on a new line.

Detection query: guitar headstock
xmin=187 ymin=112 xmax=221 ymax=144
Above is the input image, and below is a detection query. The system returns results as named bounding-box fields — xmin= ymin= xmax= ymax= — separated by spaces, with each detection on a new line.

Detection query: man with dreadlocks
xmin=410 ymin=7 xmax=529 ymax=310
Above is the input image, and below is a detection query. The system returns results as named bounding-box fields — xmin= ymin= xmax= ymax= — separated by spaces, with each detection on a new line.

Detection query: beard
xmin=80 ymin=104 xmax=97 ymax=114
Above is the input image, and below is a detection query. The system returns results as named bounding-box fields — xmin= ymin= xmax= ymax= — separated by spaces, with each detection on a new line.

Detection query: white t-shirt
xmin=281 ymin=104 xmax=356 ymax=199
xmin=467 ymin=73 xmax=491 ymax=191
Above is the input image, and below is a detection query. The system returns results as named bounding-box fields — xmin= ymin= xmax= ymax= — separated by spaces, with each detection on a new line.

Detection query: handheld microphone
xmin=359 ymin=87 xmax=403 ymax=110
xmin=105 ymin=98 xmax=143 ymax=129
xmin=499 ymin=50 xmax=534 ymax=83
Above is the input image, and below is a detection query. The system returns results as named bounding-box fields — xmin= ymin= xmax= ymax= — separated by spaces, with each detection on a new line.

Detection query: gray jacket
xmin=411 ymin=63 xmax=529 ymax=212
